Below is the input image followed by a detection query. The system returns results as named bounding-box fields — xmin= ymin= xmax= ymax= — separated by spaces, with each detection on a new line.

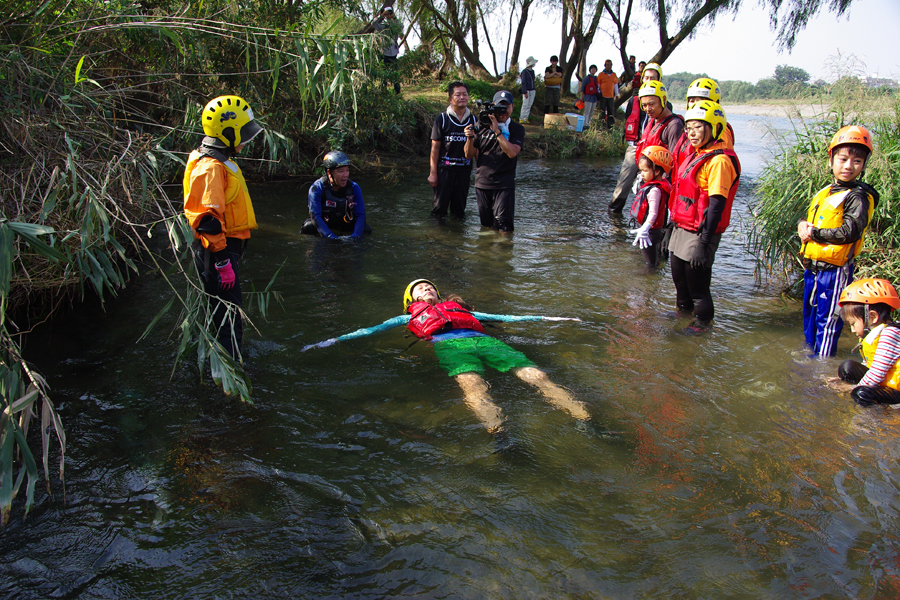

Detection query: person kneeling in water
xmin=826 ymin=278 xmax=900 ymax=406
xmin=303 ymin=279 xmax=590 ymax=433
xmin=302 ymin=150 xmax=371 ymax=239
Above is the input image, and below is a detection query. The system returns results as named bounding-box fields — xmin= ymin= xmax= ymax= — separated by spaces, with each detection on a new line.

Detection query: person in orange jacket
xmin=183 ymin=95 xmax=264 ymax=360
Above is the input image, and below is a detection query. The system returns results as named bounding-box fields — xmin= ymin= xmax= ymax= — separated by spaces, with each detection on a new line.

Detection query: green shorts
xmin=433 ymin=336 xmax=535 ymax=378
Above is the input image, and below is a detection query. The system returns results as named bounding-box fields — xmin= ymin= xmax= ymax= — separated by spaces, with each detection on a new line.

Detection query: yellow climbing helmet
xmin=684 ymin=100 xmax=727 ymax=141
xmin=403 ymin=279 xmax=440 ymax=312
xmin=202 ymin=95 xmax=264 ymax=149
xmin=638 ymin=80 xmax=667 ymax=105
xmin=686 ymin=77 xmax=721 ymax=108
xmin=640 ymin=145 xmax=674 ymax=174
xmin=643 ymin=62 xmax=662 ymax=80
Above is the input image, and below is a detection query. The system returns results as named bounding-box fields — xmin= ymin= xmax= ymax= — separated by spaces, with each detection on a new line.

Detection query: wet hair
xmin=443 ymin=293 xmax=472 ymax=311
xmin=638 ymin=156 xmax=665 ymax=179
xmin=447 ymin=81 xmax=469 ymax=97
xmin=841 ymin=301 xmax=895 ymax=325
xmin=831 ymin=144 xmax=870 ymax=161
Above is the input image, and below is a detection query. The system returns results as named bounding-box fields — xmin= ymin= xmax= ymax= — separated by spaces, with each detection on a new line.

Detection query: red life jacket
xmin=406 ymin=301 xmax=485 ymax=339
xmin=668 ymin=132 xmax=693 ymax=211
xmin=670 ymin=148 xmax=741 ymax=234
xmin=583 ymin=75 xmax=598 ymax=96
xmin=624 ymin=97 xmax=642 ymax=142
xmin=637 ymin=113 xmax=684 ymax=158
xmin=630 ymin=179 xmax=671 ymax=230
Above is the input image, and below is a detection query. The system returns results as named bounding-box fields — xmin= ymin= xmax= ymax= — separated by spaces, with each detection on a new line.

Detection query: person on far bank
xmin=464 ymin=91 xmax=524 ymax=233
xmin=668 ymin=101 xmax=741 ymax=333
xmin=372 ymin=5 xmax=402 ymax=94
xmin=302 ymin=151 xmax=370 ymax=239
xmin=827 ymin=278 xmax=900 ymax=406
xmin=519 ymin=56 xmax=538 ymax=122
xmin=428 ymin=81 xmax=476 ymax=219
xmin=544 ymin=55 xmax=564 ymax=114
xmin=608 ymin=62 xmax=661 ymax=214
xmin=620 ymin=55 xmax=637 ymax=85
xmin=579 ymin=64 xmax=599 ymax=126
xmin=597 ymin=59 xmax=620 ymax=130
xmin=631 ymin=60 xmax=646 ymax=90
xmin=183 ymin=95 xmax=264 ymax=363
xmin=798 ymin=125 xmax=878 ymax=356
xmin=628 ymin=146 xmax=673 ymax=269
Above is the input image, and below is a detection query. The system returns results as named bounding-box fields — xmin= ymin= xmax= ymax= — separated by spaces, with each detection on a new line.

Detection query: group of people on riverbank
xmin=182 ymin=74 xmax=892 ymax=427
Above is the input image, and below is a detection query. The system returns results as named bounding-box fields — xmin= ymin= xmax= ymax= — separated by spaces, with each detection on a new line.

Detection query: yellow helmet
xmin=638 ymin=80 xmax=667 ymax=105
xmin=643 ymin=62 xmax=662 ymax=80
xmin=403 ymin=279 xmax=440 ymax=312
xmin=684 ymin=100 xmax=727 ymax=141
xmin=686 ymin=77 xmax=721 ymax=108
xmin=202 ymin=95 xmax=264 ymax=149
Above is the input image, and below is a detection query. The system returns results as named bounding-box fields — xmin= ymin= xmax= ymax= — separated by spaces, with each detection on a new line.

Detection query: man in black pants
xmin=464 ymin=91 xmax=525 ymax=233
xmin=428 ymin=81 xmax=476 ymax=218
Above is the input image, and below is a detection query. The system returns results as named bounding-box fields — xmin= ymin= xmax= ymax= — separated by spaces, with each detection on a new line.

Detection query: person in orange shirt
xmin=597 ymin=59 xmax=620 ymax=129
xmin=183 ymin=95 xmax=264 ymax=360
xmin=666 ymin=101 xmax=741 ymax=332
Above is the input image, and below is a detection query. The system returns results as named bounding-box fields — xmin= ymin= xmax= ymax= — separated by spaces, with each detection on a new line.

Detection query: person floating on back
xmin=826 ymin=278 xmax=900 ymax=406
xmin=798 ymin=126 xmax=879 ymax=356
xmin=302 ymin=279 xmax=590 ymax=434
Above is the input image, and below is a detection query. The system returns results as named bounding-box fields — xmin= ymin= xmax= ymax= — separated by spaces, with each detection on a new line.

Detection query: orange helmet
xmin=839 ymin=278 xmax=900 ymax=310
xmin=828 ymin=125 xmax=874 ymax=158
xmin=640 ymin=145 xmax=674 ymax=174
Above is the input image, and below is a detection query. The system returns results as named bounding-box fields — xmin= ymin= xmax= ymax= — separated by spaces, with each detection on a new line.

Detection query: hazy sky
xmin=515 ymin=0 xmax=900 ymax=83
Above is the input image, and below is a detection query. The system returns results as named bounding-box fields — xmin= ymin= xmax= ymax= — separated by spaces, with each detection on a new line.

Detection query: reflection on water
xmin=3 ymin=115 xmax=900 ymax=599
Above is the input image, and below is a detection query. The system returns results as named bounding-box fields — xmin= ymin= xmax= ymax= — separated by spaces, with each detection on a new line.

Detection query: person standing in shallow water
xmin=428 ymin=81 xmax=476 ymax=219
xmin=183 ymin=95 xmax=264 ymax=363
xmin=302 ymin=151 xmax=370 ymax=239
xmin=302 ymin=279 xmax=590 ymax=434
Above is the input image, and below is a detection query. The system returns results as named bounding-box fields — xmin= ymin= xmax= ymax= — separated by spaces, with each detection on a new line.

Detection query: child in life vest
xmin=826 ymin=278 xmax=900 ymax=406
xmin=798 ymin=126 xmax=879 ymax=356
xmin=628 ymin=145 xmax=672 ymax=268
xmin=302 ymin=279 xmax=590 ymax=434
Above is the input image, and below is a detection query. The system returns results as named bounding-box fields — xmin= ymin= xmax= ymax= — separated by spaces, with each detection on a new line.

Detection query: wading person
xmin=628 ymin=146 xmax=673 ymax=269
xmin=464 ymin=91 xmax=525 ymax=233
xmin=635 ymin=81 xmax=683 ymax=162
xmin=608 ymin=62 xmax=661 ymax=213
xmin=668 ymin=101 xmax=741 ymax=333
xmin=670 ymin=77 xmax=735 ymax=175
xmin=428 ymin=81 xmax=476 ymax=219
xmin=798 ymin=126 xmax=878 ymax=356
xmin=543 ymin=56 xmax=563 ymax=114
xmin=302 ymin=151 xmax=370 ymax=239
xmin=519 ymin=56 xmax=538 ymax=122
xmin=827 ymin=278 xmax=900 ymax=406
xmin=597 ymin=59 xmax=619 ymax=130
xmin=302 ymin=279 xmax=590 ymax=434
xmin=183 ymin=94 xmax=264 ymax=362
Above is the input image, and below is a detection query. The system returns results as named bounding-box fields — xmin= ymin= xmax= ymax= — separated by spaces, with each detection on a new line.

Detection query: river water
xmin=4 ymin=114 xmax=900 ymax=599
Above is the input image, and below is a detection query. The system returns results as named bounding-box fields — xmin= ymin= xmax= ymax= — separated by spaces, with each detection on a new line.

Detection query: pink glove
xmin=215 ymin=259 xmax=236 ymax=290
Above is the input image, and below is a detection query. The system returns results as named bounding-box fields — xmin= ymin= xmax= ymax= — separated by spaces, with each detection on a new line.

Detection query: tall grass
xmin=748 ymin=82 xmax=900 ymax=290
xmin=0 ymin=0 xmax=375 ymax=523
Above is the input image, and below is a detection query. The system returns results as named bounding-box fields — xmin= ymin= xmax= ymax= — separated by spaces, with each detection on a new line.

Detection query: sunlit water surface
xmin=3 ymin=115 xmax=900 ymax=599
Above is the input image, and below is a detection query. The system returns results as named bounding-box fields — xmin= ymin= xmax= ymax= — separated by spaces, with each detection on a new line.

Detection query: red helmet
xmin=828 ymin=125 xmax=874 ymax=158
xmin=839 ymin=278 xmax=900 ymax=310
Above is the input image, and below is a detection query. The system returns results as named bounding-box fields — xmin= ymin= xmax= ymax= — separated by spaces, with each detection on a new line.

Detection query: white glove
xmin=542 ymin=317 xmax=582 ymax=322
xmin=631 ymin=177 xmax=642 ymax=194
xmin=302 ymin=338 xmax=337 ymax=352
xmin=628 ymin=227 xmax=652 ymax=250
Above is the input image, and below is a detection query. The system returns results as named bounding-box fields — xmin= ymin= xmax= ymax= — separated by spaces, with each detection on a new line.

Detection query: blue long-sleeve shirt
xmin=307 ymin=178 xmax=366 ymax=239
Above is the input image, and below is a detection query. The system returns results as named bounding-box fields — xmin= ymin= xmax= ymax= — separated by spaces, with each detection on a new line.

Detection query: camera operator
xmin=464 ymin=91 xmax=525 ymax=233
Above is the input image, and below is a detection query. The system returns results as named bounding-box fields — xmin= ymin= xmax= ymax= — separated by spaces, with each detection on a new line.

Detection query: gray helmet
xmin=323 ymin=151 xmax=352 ymax=171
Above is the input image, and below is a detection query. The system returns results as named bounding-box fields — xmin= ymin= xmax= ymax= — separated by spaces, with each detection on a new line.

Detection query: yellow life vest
xmin=183 ymin=151 xmax=258 ymax=238
xmin=801 ymin=185 xmax=873 ymax=266
xmin=861 ymin=324 xmax=900 ymax=391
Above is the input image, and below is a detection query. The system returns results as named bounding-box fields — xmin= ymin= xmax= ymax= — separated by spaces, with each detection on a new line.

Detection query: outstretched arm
xmin=302 ymin=315 xmax=410 ymax=351
xmin=472 ymin=312 xmax=581 ymax=323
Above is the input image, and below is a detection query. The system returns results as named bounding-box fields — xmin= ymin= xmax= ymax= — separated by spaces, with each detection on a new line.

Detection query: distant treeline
xmin=664 ymin=66 xmax=897 ymax=104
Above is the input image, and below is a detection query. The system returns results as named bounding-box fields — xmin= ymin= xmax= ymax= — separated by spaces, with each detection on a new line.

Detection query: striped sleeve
xmin=860 ymin=326 xmax=900 ymax=387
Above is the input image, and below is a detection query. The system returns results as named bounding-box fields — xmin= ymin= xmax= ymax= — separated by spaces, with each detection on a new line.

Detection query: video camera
xmin=475 ymin=100 xmax=507 ymax=128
